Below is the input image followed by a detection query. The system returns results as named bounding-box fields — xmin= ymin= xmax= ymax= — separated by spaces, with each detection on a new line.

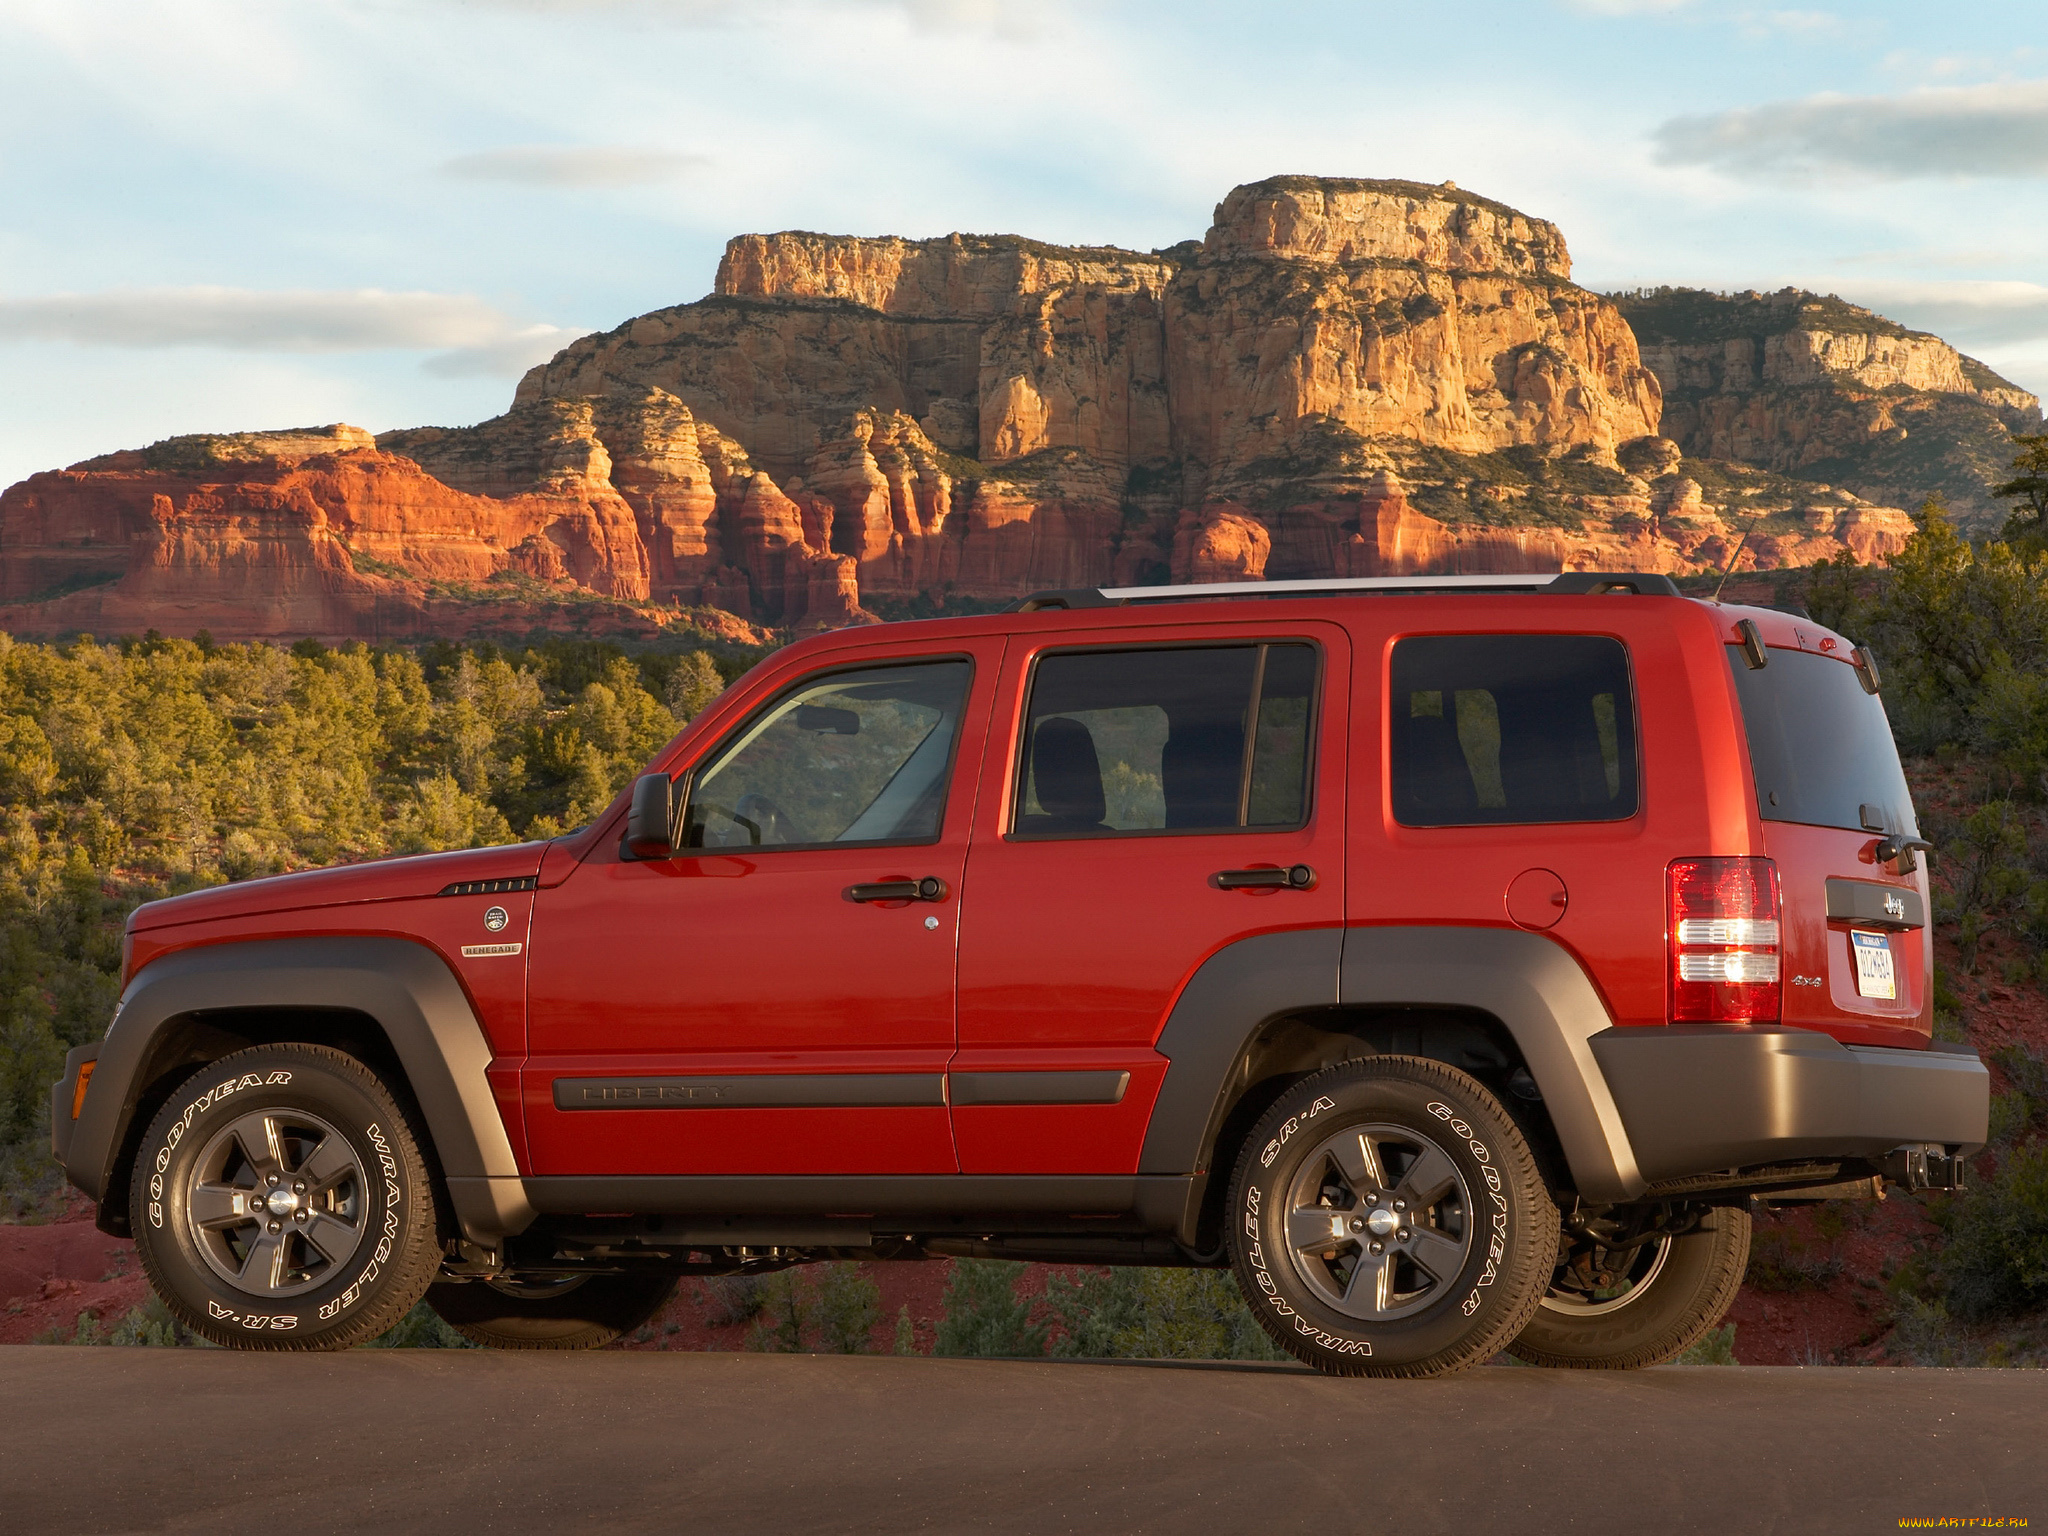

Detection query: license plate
xmin=1850 ymin=930 xmax=1896 ymax=999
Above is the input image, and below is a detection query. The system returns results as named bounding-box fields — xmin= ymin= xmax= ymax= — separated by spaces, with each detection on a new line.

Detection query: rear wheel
xmin=426 ymin=1271 xmax=679 ymax=1349
xmin=1227 ymin=1056 xmax=1557 ymax=1377
xmin=1509 ymin=1204 xmax=1751 ymax=1368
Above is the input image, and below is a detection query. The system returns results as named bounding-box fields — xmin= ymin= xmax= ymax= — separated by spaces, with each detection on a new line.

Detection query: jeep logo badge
xmin=482 ymin=906 xmax=509 ymax=933
xmin=1884 ymin=893 xmax=1904 ymax=920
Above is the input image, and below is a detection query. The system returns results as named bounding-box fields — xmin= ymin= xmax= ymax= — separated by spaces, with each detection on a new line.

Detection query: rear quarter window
xmin=1390 ymin=634 xmax=1639 ymax=827
xmin=1726 ymin=646 xmax=1918 ymax=837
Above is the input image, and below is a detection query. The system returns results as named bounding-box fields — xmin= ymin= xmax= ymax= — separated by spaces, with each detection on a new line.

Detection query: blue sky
xmin=2 ymin=0 xmax=2045 ymax=490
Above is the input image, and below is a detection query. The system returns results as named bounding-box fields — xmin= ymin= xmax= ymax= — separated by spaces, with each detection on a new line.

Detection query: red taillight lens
xmin=1668 ymin=857 xmax=1781 ymax=1024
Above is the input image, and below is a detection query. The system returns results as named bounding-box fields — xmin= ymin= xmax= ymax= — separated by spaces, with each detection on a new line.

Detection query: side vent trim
xmin=440 ymin=877 xmax=540 ymax=897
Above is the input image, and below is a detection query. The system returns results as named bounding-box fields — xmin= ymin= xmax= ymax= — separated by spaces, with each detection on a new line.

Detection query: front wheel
xmin=1508 ymin=1204 xmax=1751 ymax=1369
xmin=1227 ymin=1056 xmax=1557 ymax=1378
xmin=129 ymin=1044 xmax=442 ymax=1350
xmin=426 ymin=1271 xmax=679 ymax=1349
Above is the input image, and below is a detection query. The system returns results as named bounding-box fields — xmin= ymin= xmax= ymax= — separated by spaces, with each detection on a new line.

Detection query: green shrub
xmin=745 ymin=1262 xmax=882 ymax=1354
xmin=1939 ymin=1141 xmax=2048 ymax=1321
xmin=1041 ymin=1268 xmax=1285 ymax=1361
xmin=931 ymin=1260 xmax=1048 ymax=1358
xmin=363 ymin=1300 xmax=474 ymax=1348
xmin=1674 ymin=1322 xmax=1737 ymax=1364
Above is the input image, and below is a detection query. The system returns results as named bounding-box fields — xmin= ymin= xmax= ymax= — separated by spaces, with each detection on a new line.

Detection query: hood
xmin=128 ymin=841 xmax=552 ymax=934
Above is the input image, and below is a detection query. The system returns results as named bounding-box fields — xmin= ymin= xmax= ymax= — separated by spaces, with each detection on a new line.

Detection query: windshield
xmin=1726 ymin=646 xmax=1917 ymax=837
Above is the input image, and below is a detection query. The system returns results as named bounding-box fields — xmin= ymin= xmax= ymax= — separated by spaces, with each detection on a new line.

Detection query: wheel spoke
xmin=1286 ymin=1206 xmax=1352 ymax=1255
xmin=239 ymin=1229 xmax=291 ymax=1292
xmin=301 ymin=1211 xmax=361 ymax=1268
xmin=231 ymin=1115 xmax=286 ymax=1181
xmin=189 ymin=1182 xmax=251 ymax=1232
xmin=296 ymin=1132 xmax=358 ymax=1194
xmin=1327 ymin=1132 xmax=1389 ymax=1200
xmin=1405 ymin=1226 xmax=1467 ymax=1285
xmin=1340 ymin=1250 xmax=1398 ymax=1319
xmin=1394 ymin=1144 xmax=1459 ymax=1212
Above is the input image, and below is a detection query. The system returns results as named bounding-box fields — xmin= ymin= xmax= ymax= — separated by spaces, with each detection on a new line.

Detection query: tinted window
xmin=1014 ymin=643 xmax=1318 ymax=838
xmin=1391 ymin=635 xmax=1637 ymax=826
xmin=1726 ymin=647 xmax=1918 ymax=837
xmin=683 ymin=660 xmax=970 ymax=849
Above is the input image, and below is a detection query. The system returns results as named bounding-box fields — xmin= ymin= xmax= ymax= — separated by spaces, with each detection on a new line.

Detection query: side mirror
xmin=623 ymin=773 xmax=678 ymax=860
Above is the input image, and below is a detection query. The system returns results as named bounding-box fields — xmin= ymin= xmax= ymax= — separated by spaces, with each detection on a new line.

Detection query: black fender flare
xmin=65 ymin=937 xmax=535 ymax=1245
xmin=1137 ymin=926 xmax=1644 ymax=1205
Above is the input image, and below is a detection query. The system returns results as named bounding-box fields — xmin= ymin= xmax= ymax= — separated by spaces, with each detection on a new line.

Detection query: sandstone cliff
xmin=1616 ymin=287 xmax=2041 ymax=525
xmin=4 ymin=178 xmax=1989 ymax=644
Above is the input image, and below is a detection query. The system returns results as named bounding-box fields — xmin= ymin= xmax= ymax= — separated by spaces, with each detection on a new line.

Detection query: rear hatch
xmin=1724 ymin=617 xmax=1932 ymax=1048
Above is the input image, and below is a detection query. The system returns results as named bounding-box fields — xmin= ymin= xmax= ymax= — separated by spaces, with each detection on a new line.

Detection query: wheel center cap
xmin=264 ymin=1188 xmax=299 ymax=1218
xmin=1365 ymin=1208 xmax=1401 ymax=1238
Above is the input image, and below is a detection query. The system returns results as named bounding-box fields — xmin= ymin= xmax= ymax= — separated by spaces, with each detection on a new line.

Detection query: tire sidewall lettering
xmin=1426 ymin=1100 xmax=1511 ymax=1319
xmin=145 ymin=1066 xmax=407 ymax=1335
xmin=1259 ymin=1094 xmax=1336 ymax=1169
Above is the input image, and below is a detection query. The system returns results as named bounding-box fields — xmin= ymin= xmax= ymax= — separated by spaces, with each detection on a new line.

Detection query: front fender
xmin=67 ymin=937 xmax=535 ymax=1244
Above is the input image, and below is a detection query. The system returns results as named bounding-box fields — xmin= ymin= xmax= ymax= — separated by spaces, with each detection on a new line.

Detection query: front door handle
xmin=845 ymin=877 xmax=949 ymax=903
xmin=1211 ymin=864 xmax=1317 ymax=891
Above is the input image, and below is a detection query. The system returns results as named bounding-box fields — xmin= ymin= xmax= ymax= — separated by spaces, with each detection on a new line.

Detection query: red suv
xmin=52 ymin=573 xmax=1988 ymax=1375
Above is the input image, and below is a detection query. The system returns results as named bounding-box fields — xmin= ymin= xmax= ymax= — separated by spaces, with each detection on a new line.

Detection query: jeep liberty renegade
xmin=52 ymin=572 xmax=1989 ymax=1375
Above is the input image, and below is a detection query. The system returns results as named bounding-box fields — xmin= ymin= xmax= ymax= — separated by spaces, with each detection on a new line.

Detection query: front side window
xmin=1391 ymin=634 xmax=1638 ymax=827
xmin=1013 ymin=643 xmax=1318 ymax=838
xmin=682 ymin=659 xmax=971 ymax=850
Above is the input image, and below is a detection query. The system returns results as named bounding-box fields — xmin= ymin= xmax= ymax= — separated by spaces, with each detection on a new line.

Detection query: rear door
xmin=951 ymin=620 xmax=1350 ymax=1173
xmin=1725 ymin=630 xmax=1931 ymax=1048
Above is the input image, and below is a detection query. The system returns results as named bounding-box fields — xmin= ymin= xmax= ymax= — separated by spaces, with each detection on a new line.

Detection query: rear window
xmin=1726 ymin=647 xmax=1918 ymax=837
xmin=1391 ymin=635 xmax=1638 ymax=826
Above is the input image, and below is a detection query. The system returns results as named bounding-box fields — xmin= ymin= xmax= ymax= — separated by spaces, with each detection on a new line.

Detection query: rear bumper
xmin=1591 ymin=1026 xmax=1988 ymax=1185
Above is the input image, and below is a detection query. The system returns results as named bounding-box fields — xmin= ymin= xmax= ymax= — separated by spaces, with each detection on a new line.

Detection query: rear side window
xmin=1391 ymin=635 xmax=1638 ymax=827
xmin=1726 ymin=647 xmax=1918 ymax=837
xmin=1013 ymin=643 xmax=1318 ymax=838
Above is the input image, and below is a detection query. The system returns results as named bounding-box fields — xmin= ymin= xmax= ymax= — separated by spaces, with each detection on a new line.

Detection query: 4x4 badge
xmin=482 ymin=906 xmax=509 ymax=932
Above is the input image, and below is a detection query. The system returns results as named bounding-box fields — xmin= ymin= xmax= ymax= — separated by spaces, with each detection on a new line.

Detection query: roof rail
xmin=1005 ymin=571 xmax=1681 ymax=611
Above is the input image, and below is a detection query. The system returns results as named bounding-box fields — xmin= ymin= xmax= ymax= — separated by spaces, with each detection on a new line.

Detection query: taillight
xmin=1668 ymin=857 xmax=1781 ymax=1024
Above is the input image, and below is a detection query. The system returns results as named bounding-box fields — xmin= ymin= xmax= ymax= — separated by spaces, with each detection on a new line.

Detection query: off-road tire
xmin=1227 ymin=1055 xmax=1557 ymax=1378
xmin=426 ymin=1271 xmax=679 ymax=1349
xmin=1509 ymin=1204 xmax=1751 ymax=1369
xmin=129 ymin=1044 xmax=442 ymax=1351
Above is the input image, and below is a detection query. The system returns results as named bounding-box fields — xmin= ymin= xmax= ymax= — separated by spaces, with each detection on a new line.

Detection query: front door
xmin=952 ymin=622 xmax=1350 ymax=1173
xmin=524 ymin=639 xmax=1001 ymax=1175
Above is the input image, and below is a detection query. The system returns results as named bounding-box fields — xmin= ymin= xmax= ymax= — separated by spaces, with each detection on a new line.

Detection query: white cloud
xmin=1655 ymin=79 xmax=2048 ymax=180
xmin=1828 ymin=278 xmax=2048 ymax=348
xmin=440 ymin=145 xmax=709 ymax=188
xmin=423 ymin=324 xmax=589 ymax=376
xmin=0 ymin=287 xmax=584 ymax=377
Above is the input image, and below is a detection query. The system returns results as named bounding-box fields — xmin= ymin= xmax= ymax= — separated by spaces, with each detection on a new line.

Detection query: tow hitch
xmin=1882 ymin=1144 xmax=1969 ymax=1193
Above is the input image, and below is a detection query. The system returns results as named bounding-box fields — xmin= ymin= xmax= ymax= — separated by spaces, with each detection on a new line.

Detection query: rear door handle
xmin=1211 ymin=864 xmax=1317 ymax=891
xmin=845 ymin=877 xmax=949 ymax=903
